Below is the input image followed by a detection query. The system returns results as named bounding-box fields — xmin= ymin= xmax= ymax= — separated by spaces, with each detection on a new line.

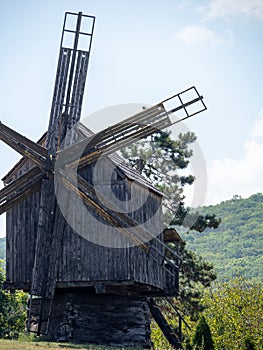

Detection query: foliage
xmin=179 ymin=242 xmax=216 ymax=320
xmin=0 ymin=260 xmax=27 ymax=339
xmin=183 ymin=193 xmax=263 ymax=282
xmin=192 ymin=316 xmax=214 ymax=350
xmin=202 ymin=277 xmax=263 ymax=350
xmin=121 ymin=130 xmax=221 ymax=231
xmin=150 ymin=319 xmax=174 ymax=350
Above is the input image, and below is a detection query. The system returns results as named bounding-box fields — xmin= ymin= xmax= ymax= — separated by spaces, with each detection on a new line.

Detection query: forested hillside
xmin=183 ymin=193 xmax=263 ymax=282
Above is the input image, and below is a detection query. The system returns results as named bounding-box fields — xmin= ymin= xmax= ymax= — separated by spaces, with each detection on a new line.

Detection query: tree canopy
xmin=183 ymin=193 xmax=263 ymax=282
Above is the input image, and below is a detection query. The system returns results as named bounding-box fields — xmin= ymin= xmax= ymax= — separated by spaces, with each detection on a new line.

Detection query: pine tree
xmin=121 ymin=130 xmax=219 ymax=316
xmin=192 ymin=316 xmax=214 ymax=350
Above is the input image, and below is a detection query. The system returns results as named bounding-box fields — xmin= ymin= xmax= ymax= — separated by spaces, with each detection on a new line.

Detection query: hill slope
xmin=183 ymin=193 xmax=263 ymax=282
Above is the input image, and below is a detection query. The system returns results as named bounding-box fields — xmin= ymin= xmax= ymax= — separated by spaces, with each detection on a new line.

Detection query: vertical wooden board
xmin=21 ymin=198 xmax=26 ymax=283
xmin=5 ymin=210 xmax=12 ymax=282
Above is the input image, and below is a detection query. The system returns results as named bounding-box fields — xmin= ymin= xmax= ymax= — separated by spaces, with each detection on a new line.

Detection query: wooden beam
xmin=0 ymin=167 xmax=43 ymax=203
xmin=0 ymin=121 xmax=49 ymax=170
xmin=0 ymin=176 xmax=42 ymax=214
xmin=57 ymin=112 xmax=171 ymax=169
xmin=56 ymin=86 xmax=206 ymax=170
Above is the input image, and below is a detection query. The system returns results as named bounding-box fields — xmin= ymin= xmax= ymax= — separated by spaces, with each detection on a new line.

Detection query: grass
xmin=0 ymin=338 xmax=143 ymax=350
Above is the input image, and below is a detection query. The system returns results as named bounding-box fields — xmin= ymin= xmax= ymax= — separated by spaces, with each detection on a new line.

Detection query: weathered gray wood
xmin=0 ymin=174 xmax=42 ymax=214
xmin=0 ymin=167 xmax=42 ymax=202
xmin=31 ymin=178 xmax=56 ymax=297
xmin=0 ymin=122 xmax=48 ymax=169
xmin=29 ymin=293 xmax=151 ymax=348
xmin=0 ymin=122 xmax=48 ymax=157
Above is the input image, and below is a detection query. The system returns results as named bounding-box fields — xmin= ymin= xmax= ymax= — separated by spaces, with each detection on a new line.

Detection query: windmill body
xmin=1 ymin=12 xmax=206 ymax=348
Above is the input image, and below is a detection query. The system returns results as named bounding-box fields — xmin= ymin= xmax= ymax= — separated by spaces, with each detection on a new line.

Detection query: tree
xmin=192 ymin=316 xmax=214 ymax=350
xmin=121 ymin=130 xmax=219 ymax=317
xmin=0 ymin=260 xmax=27 ymax=339
xmin=121 ymin=130 xmax=221 ymax=231
xmin=203 ymin=278 xmax=263 ymax=350
xmin=179 ymin=242 xmax=216 ymax=319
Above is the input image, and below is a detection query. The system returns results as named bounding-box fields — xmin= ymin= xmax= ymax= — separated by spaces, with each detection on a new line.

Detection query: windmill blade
xmin=28 ymin=12 xmax=96 ymax=335
xmin=58 ymin=86 xmax=206 ymax=169
xmin=0 ymin=170 xmax=43 ymax=214
xmin=0 ymin=121 xmax=49 ymax=170
xmin=59 ymin=168 xmax=181 ymax=269
xmin=0 ymin=167 xmax=43 ymax=203
xmin=46 ymin=12 xmax=95 ymax=155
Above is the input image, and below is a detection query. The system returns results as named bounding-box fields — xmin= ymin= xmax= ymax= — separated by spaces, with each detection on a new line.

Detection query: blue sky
xmin=0 ymin=0 xmax=263 ymax=234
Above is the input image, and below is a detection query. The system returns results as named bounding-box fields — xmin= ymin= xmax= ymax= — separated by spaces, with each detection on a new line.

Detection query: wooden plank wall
xmin=5 ymin=159 xmax=40 ymax=286
xmin=5 ymin=156 xmax=166 ymax=292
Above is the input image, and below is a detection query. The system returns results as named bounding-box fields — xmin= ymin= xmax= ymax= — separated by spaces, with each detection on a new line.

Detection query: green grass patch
xmin=0 ymin=339 xmax=142 ymax=350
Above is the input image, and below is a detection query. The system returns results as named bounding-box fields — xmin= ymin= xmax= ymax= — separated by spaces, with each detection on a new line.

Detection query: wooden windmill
xmin=0 ymin=12 xmax=206 ymax=349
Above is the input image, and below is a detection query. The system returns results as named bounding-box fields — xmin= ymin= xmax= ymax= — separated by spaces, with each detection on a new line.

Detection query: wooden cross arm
xmin=57 ymin=86 xmax=206 ymax=170
xmin=57 ymin=103 xmax=170 ymax=169
xmin=0 ymin=121 xmax=50 ymax=171
xmin=0 ymin=168 xmax=43 ymax=214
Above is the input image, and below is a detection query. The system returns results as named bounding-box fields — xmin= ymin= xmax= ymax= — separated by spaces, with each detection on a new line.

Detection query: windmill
xmin=0 ymin=12 xmax=206 ymax=348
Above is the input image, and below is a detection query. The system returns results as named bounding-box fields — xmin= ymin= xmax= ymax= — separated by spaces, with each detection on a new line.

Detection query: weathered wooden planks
xmin=29 ymin=292 xmax=151 ymax=348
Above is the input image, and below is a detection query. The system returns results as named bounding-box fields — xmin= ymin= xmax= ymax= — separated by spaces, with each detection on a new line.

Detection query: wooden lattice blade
xmin=57 ymin=86 xmax=206 ymax=170
xmin=57 ymin=104 xmax=170 ymax=168
xmin=0 ymin=173 xmax=43 ymax=214
xmin=0 ymin=122 xmax=49 ymax=170
xmin=0 ymin=167 xmax=43 ymax=203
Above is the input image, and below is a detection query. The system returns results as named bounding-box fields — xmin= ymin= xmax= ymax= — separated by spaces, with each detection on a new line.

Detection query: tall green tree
xmin=192 ymin=316 xmax=214 ymax=350
xmin=121 ymin=130 xmax=220 ymax=317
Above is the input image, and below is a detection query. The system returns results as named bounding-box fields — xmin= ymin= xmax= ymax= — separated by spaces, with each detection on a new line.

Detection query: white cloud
xmin=249 ymin=111 xmax=263 ymax=140
xmin=199 ymin=0 xmax=263 ymax=20
xmin=175 ymin=25 xmax=233 ymax=46
xmin=206 ymin=112 xmax=263 ymax=204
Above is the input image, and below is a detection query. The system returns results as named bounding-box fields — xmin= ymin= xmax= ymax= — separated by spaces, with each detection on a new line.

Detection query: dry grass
xmin=0 ymin=339 xmax=142 ymax=350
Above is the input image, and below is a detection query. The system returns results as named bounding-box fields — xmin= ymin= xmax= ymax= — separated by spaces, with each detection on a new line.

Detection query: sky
xmin=0 ymin=0 xmax=263 ymax=235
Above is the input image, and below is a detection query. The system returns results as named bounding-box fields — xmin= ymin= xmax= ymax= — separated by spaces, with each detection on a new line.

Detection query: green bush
xmin=0 ymin=260 xmax=27 ymax=339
